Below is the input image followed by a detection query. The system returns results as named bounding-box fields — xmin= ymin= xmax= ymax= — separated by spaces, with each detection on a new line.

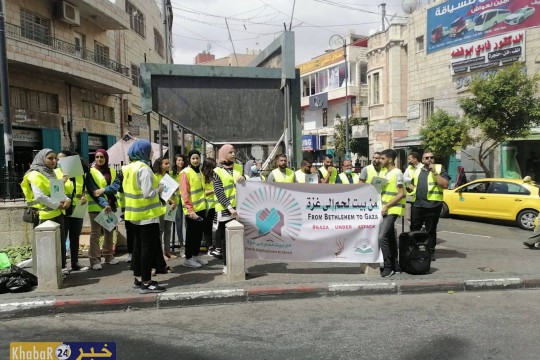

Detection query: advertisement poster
xmin=237 ymin=182 xmax=383 ymax=263
xmin=427 ymin=0 xmax=540 ymax=54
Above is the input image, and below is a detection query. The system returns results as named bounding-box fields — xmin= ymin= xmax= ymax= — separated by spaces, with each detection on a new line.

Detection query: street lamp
xmin=329 ymin=34 xmax=350 ymax=160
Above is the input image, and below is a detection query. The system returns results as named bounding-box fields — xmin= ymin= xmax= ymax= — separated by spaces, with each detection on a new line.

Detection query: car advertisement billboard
xmin=427 ymin=0 xmax=540 ymax=54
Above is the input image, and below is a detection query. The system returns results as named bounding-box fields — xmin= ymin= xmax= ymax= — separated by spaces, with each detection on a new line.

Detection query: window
xmin=94 ymin=41 xmax=110 ymax=67
xmin=416 ymin=36 xmax=424 ymax=52
xmin=8 ymin=86 xmax=58 ymax=114
xmin=82 ymin=101 xmax=115 ymax=123
xmin=421 ymin=97 xmax=434 ymax=125
xmin=131 ymin=64 xmax=140 ymax=86
xmin=462 ymin=182 xmax=490 ymax=193
xmin=126 ymin=1 xmax=145 ymax=37
xmin=359 ymin=63 xmax=367 ymax=84
xmin=20 ymin=9 xmax=51 ymax=46
xmin=154 ymin=28 xmax=164 ymax=57
xmin=371 ymin=73 xmax=380 ymax=105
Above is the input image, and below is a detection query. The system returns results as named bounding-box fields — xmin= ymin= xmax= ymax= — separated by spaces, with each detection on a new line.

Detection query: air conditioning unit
xmin=55 ymin=1 xmax=80 ymax=26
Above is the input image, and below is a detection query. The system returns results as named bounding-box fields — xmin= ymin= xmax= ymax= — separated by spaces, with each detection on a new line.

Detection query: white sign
xmin=49 ymin=179 xmax=65 ymax=202
xmin=13 ymin=128 xmax=40 ymax=143
xmin=94 ymin=209 xmax=119 ymax=232
xmin=70 ymin=202 xmax=88 ymax=219
xmin=237 ymin=182 xmax=383 ymax=263
xmin=159 ymin=173 xmax=179 ymax=202
xmin=407 ymin=104 xmax=420 ymax=120
xmin=352 ymin=125 xmax=368 ymax=138
xmin=58 ymin=155 xmax=85 ymax=178
xmin=88 ymin=135 xmax=105 ymax=147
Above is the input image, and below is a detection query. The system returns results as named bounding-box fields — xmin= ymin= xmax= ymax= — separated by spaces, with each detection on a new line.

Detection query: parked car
xmin=450 ymin=17 xmax=468 ymax=37
xmin=441 ymin=178 xmax=540 ymax=230
xmin=505 ymin=6 xmax=535 ymax=25
xmin=473 ymin=9 xmax=511 ymax=31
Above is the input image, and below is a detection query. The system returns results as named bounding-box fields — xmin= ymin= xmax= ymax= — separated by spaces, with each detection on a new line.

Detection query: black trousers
xmin=125 ymin=220 xmax=134 ymax=254
xmin=410 ymin=205 xmax=442 ymax=253
xmin=379 ymin=214 xmax=399 ymax=270
xmin=184 ymin=210 xmax=206 ymax=259
xmin=132 ymin=223 xmax=160 ymax=282
xmin=203 ymin=208 xmax=215 ymax=247
xmin=218 ymin=219 xmax=234 ymax=266
xmin=65 ymin=216 xmax=83 ymax=266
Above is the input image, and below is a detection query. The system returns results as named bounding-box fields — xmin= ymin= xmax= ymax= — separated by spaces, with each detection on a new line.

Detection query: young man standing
xmin=378 ymin=149 xmax=405 ymax=277
xmin=267 ymin=154 xmax=295 ymax=183
xmin=359 ymin=152 xmax=387 ymax=184
xmin=336 ymin=159 xmax=360 ymax=184
xmin=294 ymin=159 xmax=320 ymax=183
xmin=319 ymin=154 xmax=337 ymax=184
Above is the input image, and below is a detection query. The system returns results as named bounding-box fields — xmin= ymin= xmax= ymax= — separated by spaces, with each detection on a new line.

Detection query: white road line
xmin=440 ymin=230 xmax=491 ymax=238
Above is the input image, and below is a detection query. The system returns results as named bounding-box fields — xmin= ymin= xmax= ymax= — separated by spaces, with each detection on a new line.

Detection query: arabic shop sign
xmin=427 ymin=0 xmax=540 ymax=54
xmin=298 ymin=48 xmax=345 ymax=75
xmin=450 ymin=30 xmax=525 ymax=74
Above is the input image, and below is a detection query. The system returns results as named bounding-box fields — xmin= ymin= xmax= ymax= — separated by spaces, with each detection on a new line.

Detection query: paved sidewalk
xmin=1 ymin=222 xmax=539 ymax=318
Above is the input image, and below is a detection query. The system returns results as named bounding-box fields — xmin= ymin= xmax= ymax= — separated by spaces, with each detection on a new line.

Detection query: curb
xmin=2 ymin=276 xmax=539 ymax=319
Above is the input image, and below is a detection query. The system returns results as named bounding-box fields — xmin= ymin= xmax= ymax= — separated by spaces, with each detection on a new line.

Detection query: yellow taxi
xmin=441 ymin=178 xmax=540 ymax=230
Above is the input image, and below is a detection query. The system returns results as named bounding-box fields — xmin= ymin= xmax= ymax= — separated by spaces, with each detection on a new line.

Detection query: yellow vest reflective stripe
xmin=86 ymin=167 xmax=116 ymax=212
xmin=381 ymin=168 xmax=405 ymax=216
xmin=294 ymin=169 xmax=306 ymax=183
xmin=181 ymin=167 xmax=206 ymax=214
xmin=122 ymin=161 xmax=165 ymax=221
xmin=214 ymin=167 xmax=236 ymax=212
xmin=21 ymin=171 xmax=62 ymax=220
xmin=319 ymin=166 xmax=337 ymax=184
xmin=271 ymin=168 xmax=295 ymax=183
xmin=365 ymin=165 xmax=388 ymax=184
xmin=204 ymin=180 xmax=215 ymax=209
xmin=338 ymin=172 xmax=360 ymax=184
xmin=412 ymin=164 xmax=444 ymax=202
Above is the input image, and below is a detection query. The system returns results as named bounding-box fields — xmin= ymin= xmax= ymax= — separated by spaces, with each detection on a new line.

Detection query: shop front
xmin=79 ymin=132 xmax=116 ymax=164
xmin=0 ymin=125 xmax=61 ymax=168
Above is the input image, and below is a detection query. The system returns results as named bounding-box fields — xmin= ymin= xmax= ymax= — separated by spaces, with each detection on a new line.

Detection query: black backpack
xmin=399 ymin=231 xmax=431 ymax=275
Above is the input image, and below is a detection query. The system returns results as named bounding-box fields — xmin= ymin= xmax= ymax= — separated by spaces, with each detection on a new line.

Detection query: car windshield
xmin=474 ymin=14 xmax=488 ymax=25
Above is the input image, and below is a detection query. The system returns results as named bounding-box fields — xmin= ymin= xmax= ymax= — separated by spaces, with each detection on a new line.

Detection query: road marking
xmin=440 ymin=230 xmax=491 ymax=238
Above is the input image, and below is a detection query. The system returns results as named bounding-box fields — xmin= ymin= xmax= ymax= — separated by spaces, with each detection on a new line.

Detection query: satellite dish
xmin=402 ymin=0 xmax=418 ymax=15
xmin=329 ymin=35 xmax=345 ymax=50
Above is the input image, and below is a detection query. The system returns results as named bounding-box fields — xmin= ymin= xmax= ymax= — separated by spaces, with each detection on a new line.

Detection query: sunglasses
xmin=423 ymin=156 xmax=434 ymax=159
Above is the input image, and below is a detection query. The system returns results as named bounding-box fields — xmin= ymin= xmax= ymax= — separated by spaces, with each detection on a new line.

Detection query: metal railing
xmin=6 ymin=23 xmax=129 ymax=76
xmin=1 ymin=163 xmax=30 ymax=202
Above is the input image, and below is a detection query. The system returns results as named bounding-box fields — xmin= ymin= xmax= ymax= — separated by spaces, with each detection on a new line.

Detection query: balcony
xmin=6 ymin=23 xmax=130 ymax=94
xmin=63 ymin=0 xmax=130 ymax=30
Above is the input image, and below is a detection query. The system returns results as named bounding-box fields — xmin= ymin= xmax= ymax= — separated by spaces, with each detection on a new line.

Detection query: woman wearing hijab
xmin=85 ymin=149 xmax=119 ymax=270
xmin=122 ymin=139 xmax=166 ymax=293
xmin=20 ymin=148 xmax=71 ymax=271
xmin=171 ymin=154 xmax=188 ymax=249
xmin=180 ymin=149 xmax=208 ymax=268
xmin=201 ymin=157 xmax=216 ymax=252
xmin=213 ymin=144 xmax=245 ymax=274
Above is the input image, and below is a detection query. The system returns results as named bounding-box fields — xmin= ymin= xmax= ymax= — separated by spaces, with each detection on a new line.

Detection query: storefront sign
xmin=88 ymin=135 xmax=105 ymax=147
xmin=298 ymin=48 xmax=345 ymax=75
xmin=302 ymin=135 xmax=319 ymax=151
xmin=13 ymin=128 xmax=40 ymax=143
xmin=237 ymin=182 xmax=382 ymax=263
xmin=450 ymin=31 xmax=525 ymax=74
xmin=427 ymin=0 xmax=540 ymax=54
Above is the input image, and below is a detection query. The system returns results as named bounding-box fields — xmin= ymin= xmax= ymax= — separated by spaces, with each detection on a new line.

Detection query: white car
xmin=505 ymin=6 xmax=535 ymax=25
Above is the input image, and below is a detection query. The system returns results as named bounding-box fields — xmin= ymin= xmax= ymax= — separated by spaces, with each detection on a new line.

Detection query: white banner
xmin=237 ymin=182 xmax=383 ymax=263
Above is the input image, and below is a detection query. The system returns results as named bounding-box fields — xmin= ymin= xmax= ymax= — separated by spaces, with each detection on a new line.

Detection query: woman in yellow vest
xmin=85 ymin=149 xmax=119 ymax=270
xmin=171 ymin=154 xmax=187 ymax=249
xmin=180 ymin=149 xmax=208 ymax=268
xmin=20 ymin=148 xmax=71 ymax=271
xmin=123 ymin=139 xmax=166 ymax=293
xmin=378 ymin=149 xmax=406 ymax=278
xmin=201 ymin=157 xmax=216 ymax=252
xmin=56 ymin=150 xmax=90 ymax=272
xmin=153 ymin=156 xmax=177 ymax=260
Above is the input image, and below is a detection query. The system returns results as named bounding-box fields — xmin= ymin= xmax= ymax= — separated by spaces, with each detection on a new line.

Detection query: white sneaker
xmin=222 ymin=266 xmax=249 ymax=275
xmin=126 ymin=253 xmax=132 ymax=263
xmin=183 ymin=258 xmax=202 ymax=268
xmin=106 ymin=258 xmax=119 ymax=265
xmin=193 ymin=256 xmax=208 ymax=265
xmin=92 ymin=264 xmax=103 ymax=270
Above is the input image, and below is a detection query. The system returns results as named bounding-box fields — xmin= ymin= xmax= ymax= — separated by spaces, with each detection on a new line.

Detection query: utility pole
xmin=0 ymin=0 xmax=13 ymax=168
xmin=380 ymin=3 xmax=386 ymax=31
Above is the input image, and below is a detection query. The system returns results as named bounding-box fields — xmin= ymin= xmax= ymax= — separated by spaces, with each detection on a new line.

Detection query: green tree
xmin=420 ymin=109 xmax=471 ymax=162
xmin=333 ymin=116 xmax=369 ymax=159
xmin=459 ymin=62 xmax=540 ymax=177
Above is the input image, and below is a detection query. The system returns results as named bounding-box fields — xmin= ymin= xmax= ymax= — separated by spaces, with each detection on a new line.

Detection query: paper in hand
xmin=58 ymin=155 xmax=85 ymax=178
xmin=159 ymin=173 xmax=179 ymax=202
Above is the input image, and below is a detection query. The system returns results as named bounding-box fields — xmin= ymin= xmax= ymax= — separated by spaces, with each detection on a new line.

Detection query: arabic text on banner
xmin=237 ymin=182 xmax=383 ymax=263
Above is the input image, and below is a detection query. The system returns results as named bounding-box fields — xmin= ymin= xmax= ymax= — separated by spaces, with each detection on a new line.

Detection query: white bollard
xmin=225 ymin=220 xmax=245 ymax=281
xmin=34 ymin=220 xmax=63 ymax=290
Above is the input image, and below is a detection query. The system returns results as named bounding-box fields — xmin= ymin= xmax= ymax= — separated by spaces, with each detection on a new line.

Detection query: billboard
xmin=427 ymin=0 xmax=540 ymax=54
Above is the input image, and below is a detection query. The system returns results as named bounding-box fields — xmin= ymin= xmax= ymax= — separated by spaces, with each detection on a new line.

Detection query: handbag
xmin=22 ymin=207 xmax=38 ymax=224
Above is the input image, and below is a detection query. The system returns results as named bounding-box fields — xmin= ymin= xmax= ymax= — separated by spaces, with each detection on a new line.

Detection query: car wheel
xmin=440 ymin=203 xmax=449 ymax=218
xmin=517 ymin=209 xmax=538 ymax=230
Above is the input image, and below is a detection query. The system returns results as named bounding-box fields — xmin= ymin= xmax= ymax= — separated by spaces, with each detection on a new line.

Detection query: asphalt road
xmin=2 ymin=290 xmax=539 ymax=360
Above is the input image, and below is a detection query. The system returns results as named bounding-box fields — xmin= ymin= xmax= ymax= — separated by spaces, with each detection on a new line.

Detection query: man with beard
xmin=267 ymin=154 xmax=295 ymax=183
xmin=294 ymin=159 xmax=321 ymax=183
xmin=359 ymin=152 xmax=387 ymax=184
xmin=319 ymin=154 xmax=338 ymax=184
xmin=336 ymin=159 xmax=360 ymax=184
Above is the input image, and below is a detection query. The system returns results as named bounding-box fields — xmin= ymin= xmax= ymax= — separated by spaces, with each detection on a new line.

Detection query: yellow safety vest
xmin=381 ymin=168 xmax=405 ymax=216
xmin=412 ymin=164 xmax=444 ymax=202
xmin=122 ymin=161 xmax=165 ymax=221
xmin=365 ymin=165 xmax=388 ymax=184
xmin=405 ymin=165 xmax=422 ymax=202
xmin=20 ymin=170 xmax=63 ymax=220
xmin=271 ymin=168 xmax=295 ymax=183
xmin=214 ymin=167 xmax=238 ymax=212
xmin=168 ymin=170 xmax=181 ymax=205
xmin=86 ymin=167 xmax=116 ymax=212
xmin=294 ymin=169 xmax=307 ymax=183
xmin=338 ymin=172 xmax=360 ymax=184
xmin=319 ymin=166 xmax=337 ymax=184
xmin=55 ymin=168 xmax=86 ymax=207
xmin=204 ymin=179 xmax=215 ymax=210
xmin=181 ymin=167 xmax=206 ymax=214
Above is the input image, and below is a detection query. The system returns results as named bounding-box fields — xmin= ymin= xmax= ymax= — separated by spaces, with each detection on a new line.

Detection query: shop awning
xmin=394 ymin=135 xmax=421 ymax=148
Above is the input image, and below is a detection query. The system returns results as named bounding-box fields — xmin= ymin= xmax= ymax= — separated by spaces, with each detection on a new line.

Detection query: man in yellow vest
xmin=410 ymin=149 xmax=449 ymax=261
xmin=267 ymin=154 xmax=295 ymax=183
xmin=319 ymin=154 xmax=337 ymax=184
xmin=378 ymin=149 xmax=406 ymax=277
xmin=403 ymin=152 xmax=422 ymax=220
xmin=294 ymin=159 xmax=320 ymax=183
xmin=359 ymin=151 xmax=387 ymax=184
xmin=336 ymin=160 xmax=360 ymax=184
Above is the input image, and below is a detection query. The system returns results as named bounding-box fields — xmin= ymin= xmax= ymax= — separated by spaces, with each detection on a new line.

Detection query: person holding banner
xmin=213 ymin=144 xmax=245 ymax=274
xmin=319 ymin=154 xmax=337 ymax=184
xmin=180 ymin=149 xmax=208 ymax=268
xmin=360 ymin=152 xmax=388 ymax=184
xmin=336 ymin=160 xmax=360 ymax=184
xmin=378 ymin=149 xmax=406 ymax=277
xmin=267 ymin=154 xmax=295 ymax=183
